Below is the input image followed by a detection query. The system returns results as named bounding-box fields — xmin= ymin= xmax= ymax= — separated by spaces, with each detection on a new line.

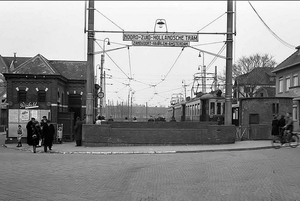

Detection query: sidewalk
xmin=3 ymin=138 xmax=274 ymax=155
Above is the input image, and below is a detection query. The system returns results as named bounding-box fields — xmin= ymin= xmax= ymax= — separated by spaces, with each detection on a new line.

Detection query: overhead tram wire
xmin=155 ymin=47 xmax=185 ymax=87
xmin=191 ymin=41 xmax=225 ymax=47
xmin=248 ymin=1 xmax=295 ymax=49
xmin=197 ymin=12 xmax=226 ymax=32
xmin=94 ymin=40 xmax=131 ymax=80
xmin=206 ymin=42 xmax=227 ymax=71
xmin=94 ymin=8 xmax=124 ymax=31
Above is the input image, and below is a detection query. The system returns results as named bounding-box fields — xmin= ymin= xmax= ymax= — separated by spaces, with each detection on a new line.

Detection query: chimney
xmin=13 ymin=52 xmax=17 ymax=64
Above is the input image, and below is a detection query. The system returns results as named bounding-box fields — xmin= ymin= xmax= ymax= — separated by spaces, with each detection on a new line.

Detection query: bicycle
xmin=271 ymin=128 xmax=299 ymax=149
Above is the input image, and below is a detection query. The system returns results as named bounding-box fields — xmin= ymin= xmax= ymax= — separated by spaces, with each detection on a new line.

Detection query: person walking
xmin=74 ymin=117 xmax=83 ymax=146
xmin=26 ymin=117 xmax=35 ymax=145
xmin=16 ymin=125 xmax=23 ymax=147
xmin=43 ymin=120 xmax=55 ymax=152
xmin=32 ymin=121 xmax=41 ymax=153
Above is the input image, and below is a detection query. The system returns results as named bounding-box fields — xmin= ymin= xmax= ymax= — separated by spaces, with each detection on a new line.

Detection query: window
xmin=210 ymin=102 xmax=215 ymax=114
xmin=286 ymin=76 xmax=290 ymax=91
xmin=293 ymin=105 xmax=298 ymax=121
xmin=249 ymin=114 xmax=259 ymax=124
xmin=38 ymin=91 xmax=46 ymax=103
xmin=279 ymin=77 xmax=283 ymax=93
xmin=217 ymin=103 xmax=221 ymax=114
xmin=18 ymin=90 xmax=27 ymax=102
xmin=293 ymin=74 xmax=298 ymax=87
xmin=272 ymin=103 xmax=279 ymax=114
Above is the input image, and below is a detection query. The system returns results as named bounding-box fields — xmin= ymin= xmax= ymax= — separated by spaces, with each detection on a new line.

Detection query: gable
xmin=273 ymin=47 xmax=300 ymax=73
xmin=12 ymin=54 xmax=60 ymax=75
xmin=0 ymin=55 xmax=9 ymax=73
xmin=236 ymin=67 xmax=276 ymax=85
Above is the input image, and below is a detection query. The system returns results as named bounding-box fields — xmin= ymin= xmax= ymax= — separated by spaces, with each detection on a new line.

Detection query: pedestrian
xmin=26 ymin=117 xmax=35 ymax=145
xmin=278 ymin=114 xmax=286 ymax=135
xmin=133 ymin=117 xmax=137 ymax=122
xmin=43 ymin=120 xmax=55 ymax=152
xmin=74 ymin=117 xmax=83 ymax=146
xmin=32 ymin=121 xmax=41 ymax=153
xmin=95 ymin=116 xmax=102 ymax=125
xmin=271 ymin=114 xmax=279 ymax=136
xmin=124 ymin=117 xmax=129 ymax=122
xmin=40 ymin=116 xmax=48 ymax=147
xmin=16 ymin=125 xmax=23 ymax=147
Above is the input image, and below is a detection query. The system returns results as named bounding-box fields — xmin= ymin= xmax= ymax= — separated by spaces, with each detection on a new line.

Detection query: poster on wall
xmin=8 ymin=110 xmax=19 ymax=123
xmin=31 ymin=110 xmax=38 ymax=120
xmin=20 ymin=110 xmax=30 ymax=121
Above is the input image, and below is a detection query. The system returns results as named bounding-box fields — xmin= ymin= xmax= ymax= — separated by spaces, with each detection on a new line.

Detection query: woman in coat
xmin=74 ymin=117 xmax=83 ymax=146
xmin=32 ymin=121 xmax=41 ymax=153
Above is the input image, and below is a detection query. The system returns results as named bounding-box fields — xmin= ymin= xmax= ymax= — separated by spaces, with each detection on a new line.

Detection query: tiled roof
xmin=50 ymin=60 xmax=86 ymax=80
xmin=236 ymin=67 xmax=276 ymax=85
xmin=1 ymin=54 xmax=87 ymax=80
xmin=13 ymin=54 xmax=60 ymax=75
xmin=0 ymin=55 xmax=30 ymax=70
xmin=272 ymin=46 xmax=300 ymax=73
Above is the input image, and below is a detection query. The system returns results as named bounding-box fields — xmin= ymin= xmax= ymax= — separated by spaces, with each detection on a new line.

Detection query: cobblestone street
xmin=1 ymin=146 xmax=300 ymax=201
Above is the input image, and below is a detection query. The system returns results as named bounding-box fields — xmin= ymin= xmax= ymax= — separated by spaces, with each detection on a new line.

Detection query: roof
xmin=272 ymin=46 xmax=300 ymax=73
xmin=235 ymin=67 xmax=276 ymax=85
xmin=1 ymin=54 xmax=87 ymax=80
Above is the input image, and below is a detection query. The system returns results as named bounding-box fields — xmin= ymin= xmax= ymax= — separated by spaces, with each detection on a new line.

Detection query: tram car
xmin=167 ymin=90 xmax=225 ymax=123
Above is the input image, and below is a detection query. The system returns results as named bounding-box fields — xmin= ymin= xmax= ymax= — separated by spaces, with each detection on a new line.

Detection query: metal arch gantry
xmin=85 ymin=0 xmax=234 ymax=125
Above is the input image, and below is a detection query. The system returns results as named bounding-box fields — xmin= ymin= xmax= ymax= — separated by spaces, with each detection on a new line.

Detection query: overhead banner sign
xmin=123 ymin=32 xmax=198 ymax=43
xmin=132 ymin=41 xmax=190 ymax=47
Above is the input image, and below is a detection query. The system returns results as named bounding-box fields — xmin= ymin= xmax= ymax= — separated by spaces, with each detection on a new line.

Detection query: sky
xmin=1 ymin=1 xmax=300 ymax=107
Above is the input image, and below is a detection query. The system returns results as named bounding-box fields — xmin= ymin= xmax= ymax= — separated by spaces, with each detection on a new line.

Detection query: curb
xmin=3 ymin=145 xmax=274 ymax=155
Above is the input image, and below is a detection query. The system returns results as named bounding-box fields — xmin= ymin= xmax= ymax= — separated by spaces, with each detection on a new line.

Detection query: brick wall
xmin=82 ymin=122 xmax=236 ymax=146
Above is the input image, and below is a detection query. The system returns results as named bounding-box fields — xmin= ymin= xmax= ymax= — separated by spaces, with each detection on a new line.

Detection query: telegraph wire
xmin=248 ymin=1 xmax=295 ymax=49
xmin=206 ymin=42 xmax=227 ymax=71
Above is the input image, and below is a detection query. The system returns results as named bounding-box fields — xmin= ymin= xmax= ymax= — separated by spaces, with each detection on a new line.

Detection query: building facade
xmin=1 ymin=54 xmax=98 ymax=142
xmin=272 ymin=46 xmax=300 ymax=132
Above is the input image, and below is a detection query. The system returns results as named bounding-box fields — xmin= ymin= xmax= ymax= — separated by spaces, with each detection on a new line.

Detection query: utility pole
xmin=225 ymin=0 xmax=233 ymax=125
xmin=86 ymin=0 xmax=95 ymax=124
xmin=214 ymin=66 xmax=218 ymax=90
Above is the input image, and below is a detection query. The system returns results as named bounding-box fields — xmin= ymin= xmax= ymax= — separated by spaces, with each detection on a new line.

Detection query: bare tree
xmin=218 ymin=53 xmax=277 ymax=98
xmin=218 ymin=53 xmax=277 ymax=81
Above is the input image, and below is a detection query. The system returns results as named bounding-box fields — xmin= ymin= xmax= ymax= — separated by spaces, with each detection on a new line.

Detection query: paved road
xmin=1 ymin=146 xmax=300 ymax=201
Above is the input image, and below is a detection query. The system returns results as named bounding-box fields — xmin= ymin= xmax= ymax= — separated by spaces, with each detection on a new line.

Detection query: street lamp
xmin=199 ymin=51 xmax=206 ymax=93
xmin=154 ymin=19 xmax=168 ymax=32
xmin=99 ymin=38 xmax=110 ymax=117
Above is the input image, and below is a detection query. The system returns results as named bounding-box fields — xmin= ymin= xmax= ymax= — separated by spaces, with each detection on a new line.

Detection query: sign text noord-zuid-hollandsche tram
xmin=123 ymin=32 xmax=198 ymax=47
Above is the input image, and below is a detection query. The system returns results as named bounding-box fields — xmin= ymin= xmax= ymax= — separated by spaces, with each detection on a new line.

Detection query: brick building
xmin=272 ymin=45 xmax=300 ymax=132
xmin=1 ymin=54 xmax=98 ymax=142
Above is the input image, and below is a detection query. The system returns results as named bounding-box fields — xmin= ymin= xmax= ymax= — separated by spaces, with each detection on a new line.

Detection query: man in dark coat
xmin=26 ymin=117 xmax=35 ymax=145
xmin=43 ymin=120 xmax=55 ymax=152
xmin=74 ymin=117 xmax=83 ymax=146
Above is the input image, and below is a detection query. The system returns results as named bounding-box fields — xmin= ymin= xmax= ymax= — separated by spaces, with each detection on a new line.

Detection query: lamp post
xmin=99 ymin=38 xmax=110 ymax=117
xmin=199 ymin=52 xmax=206 ymax=93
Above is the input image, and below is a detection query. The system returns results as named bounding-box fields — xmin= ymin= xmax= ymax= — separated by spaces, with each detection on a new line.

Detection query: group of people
xmin=271 ymin=112 xmax=294 ymax=139
xmin=25 ymin=116 xmax=55 ymax=153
